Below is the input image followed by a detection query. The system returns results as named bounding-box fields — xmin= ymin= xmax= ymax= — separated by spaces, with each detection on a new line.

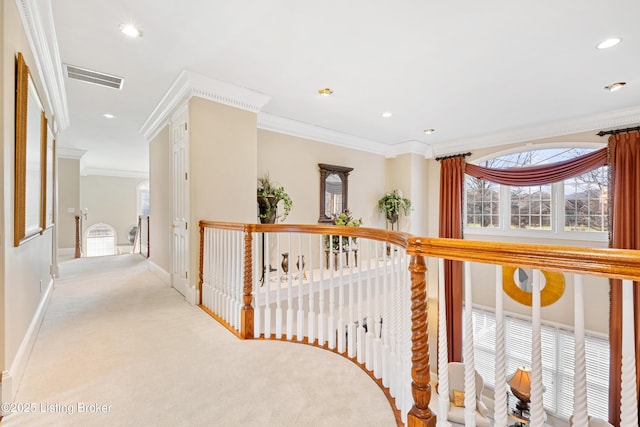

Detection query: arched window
xmin=85 ymin=223 xmax=117 ymax=257
xmin=465 ymin=145 xmax=608 ymax=239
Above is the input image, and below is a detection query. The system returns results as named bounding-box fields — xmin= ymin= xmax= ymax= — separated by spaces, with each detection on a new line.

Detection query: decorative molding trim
xmin=430 ymin=105 xmax=640 ymax=158
xmin=258 ymin=112 xmax=389 ymax=155
xmin=4 ymin=278 xmax=54 ymax=403
xmin=149 ymin=262 xmax=171 ymax=286
xmin=80 ymin=168 xmax=149 ymax=179
xmin=385 ymin=140 xmax=428 ymax=158
xmin=56 ymin=147 xmax=87 ymax=159
xmin=15 ymin=0 xmax=69 ymax=130
xmin=140 ymin=70 xmax=271 ymax=140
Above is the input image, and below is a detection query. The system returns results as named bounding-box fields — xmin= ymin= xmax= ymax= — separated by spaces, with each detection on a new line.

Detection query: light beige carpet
xmin=2 ymin=255 xmax=396 ymax=427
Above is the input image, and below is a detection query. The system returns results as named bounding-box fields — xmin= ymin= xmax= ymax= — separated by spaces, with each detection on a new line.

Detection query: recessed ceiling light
xmin=120 ymin=23 xmax=143 ymax=38
xmin=103 ymin=113 xmax=115 ymax=119
xmin=424 ymin=128 xmax=435 ymax=134
xmin=604 ymin=82 xmax=626 ymax=92
xmin=597 ymin=38 xmax=622 ymax=49
xmin=382 ymin=112 xmax=392 ymax=118
xmin=317 ymin=87 xmax=333 ymax=96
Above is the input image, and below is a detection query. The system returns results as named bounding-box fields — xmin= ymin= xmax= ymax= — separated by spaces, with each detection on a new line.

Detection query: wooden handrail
xmin=198 ymin=220 xmax=640 ymax=427
xmin=199 ymin=221 xmax=640 ymax=281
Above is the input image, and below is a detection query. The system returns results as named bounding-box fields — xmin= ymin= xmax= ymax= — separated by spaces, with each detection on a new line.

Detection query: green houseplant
xmin=325 ymin=209 xmax=362 ymax=250
xmin=257 ymin=175 xmax=293 ymax=224
xmin=377 ymin=189 xmax=411 ymax=224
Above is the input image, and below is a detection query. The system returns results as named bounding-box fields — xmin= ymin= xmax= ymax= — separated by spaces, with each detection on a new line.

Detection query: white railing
xmin=199 ymin=222 xmax=640 ymax=427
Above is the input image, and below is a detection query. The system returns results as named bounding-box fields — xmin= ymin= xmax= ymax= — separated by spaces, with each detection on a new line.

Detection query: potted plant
xmin=257 ymin=175 xmax=293 ymax=224
xmin=326 ymin=209 xmax=362 ymax=250
xmin=377 ymin=189 xmax=411 ymax=225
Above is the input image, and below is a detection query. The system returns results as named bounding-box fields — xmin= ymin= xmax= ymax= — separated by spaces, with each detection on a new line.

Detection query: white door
xmin=171 ymin=105 xmax=189 ymax=297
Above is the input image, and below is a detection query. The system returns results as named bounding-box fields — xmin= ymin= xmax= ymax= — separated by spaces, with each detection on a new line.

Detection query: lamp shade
xmin=508 ymin=366 xmax=531 ymax=402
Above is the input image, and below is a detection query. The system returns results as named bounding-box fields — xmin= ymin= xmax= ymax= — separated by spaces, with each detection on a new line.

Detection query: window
xmin=85 ymin=223 xmax=117 ymax=257
xmin=470 ymin=306 xmax=609 ymax=421
xmin=464 ymin=147 xmax=608 ymax=238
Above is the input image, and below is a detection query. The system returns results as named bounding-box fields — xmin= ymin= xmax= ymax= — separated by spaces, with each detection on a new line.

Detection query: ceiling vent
xmin=64 ymin=64 xmax=124 ymax=90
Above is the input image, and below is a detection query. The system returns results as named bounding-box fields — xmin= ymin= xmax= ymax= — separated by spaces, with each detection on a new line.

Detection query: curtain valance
xmin=465 ymin=147 xmax=608 ymax=186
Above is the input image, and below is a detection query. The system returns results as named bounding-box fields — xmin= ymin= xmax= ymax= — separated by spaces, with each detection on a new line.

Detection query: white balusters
xmin=264 ymin=233 xmax=272 ymax=339
xmin=464 ymin=262 xmax=477 ymax=427
xmin=327 ymin=235 xmax=336 ymax=350
xmin=437 ymin=258 xmax=451 ymax=427
xmin=530 ymin=270 xmax=545 ymax=427
xmin=286 ymin=234 xmax=294 ymax=340
xmin=493 ymin=265 xmax=507 ymax=427
xmin=253 ymin=233 xmax=261 ymax=339
xmin=307 ymin=236 xmax=316 ymax=344
xmin=572 ymin=274 xmax=588 ymax=427
xmin=620 ymin=279 xmax=638 ymax=427
xmin=317 ymin=236 xmax=326 ymax=346
xmin=296 ymin=235 xmax=305 ymax=341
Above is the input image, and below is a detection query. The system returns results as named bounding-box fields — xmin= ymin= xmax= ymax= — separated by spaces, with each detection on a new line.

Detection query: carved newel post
xmin=240 ymin=229 xmax=254 ymax=339
xmin=408 ymin=252 xmax=437 ymax=427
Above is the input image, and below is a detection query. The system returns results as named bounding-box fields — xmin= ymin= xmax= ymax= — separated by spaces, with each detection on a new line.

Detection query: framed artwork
xmin=14 ymin=52 xmax=45 ymax=246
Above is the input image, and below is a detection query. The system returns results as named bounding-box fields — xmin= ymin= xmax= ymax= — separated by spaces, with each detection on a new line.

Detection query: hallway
xmin=1 ymin=255 xmax=396 ymax=426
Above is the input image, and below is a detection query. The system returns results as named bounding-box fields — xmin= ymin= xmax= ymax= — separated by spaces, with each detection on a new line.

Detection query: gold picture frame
xmin=14 ymin=52 xmax=45 ymax=246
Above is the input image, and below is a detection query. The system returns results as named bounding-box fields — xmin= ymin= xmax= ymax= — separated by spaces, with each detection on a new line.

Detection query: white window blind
xmin=470 ymin=306 xmax=609 ymax=421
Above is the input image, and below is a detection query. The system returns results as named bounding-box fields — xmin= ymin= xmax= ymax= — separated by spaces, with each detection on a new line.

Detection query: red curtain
xmin=607 ymin=131 xmax=640 ymax=426
xmin=465 ymin=147 xmax=607 ymax=185
xmin=439 ymin=156 xmax=464 ymax=362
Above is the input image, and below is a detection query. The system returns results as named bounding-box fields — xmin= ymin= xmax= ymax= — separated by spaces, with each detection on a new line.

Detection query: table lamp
xmin=508 ymin=366 xmax=531 ymax=413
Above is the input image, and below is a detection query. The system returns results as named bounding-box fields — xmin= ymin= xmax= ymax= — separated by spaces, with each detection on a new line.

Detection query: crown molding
xmin=140 ymin=70 xmax=271 ymax=140
xmin=258 ymin=113 xmax=389 ymax=155
xmin=56 ymin=147 xmax=87 ymax=159
xmin=385 ymin=140 xmax=429 ymax=158
xmin=80 ymin=168 xmax=149 ymax=179
xmin=430 ymin=105 xmax=640 ymax=158
xmin=15 ymin=0 xmax=69 ymax=131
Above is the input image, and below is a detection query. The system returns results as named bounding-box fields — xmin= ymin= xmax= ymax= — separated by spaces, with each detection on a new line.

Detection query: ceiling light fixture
xmin=424 ymin=128 xmax=435 ymax=134
xmin=103 ymin=113 xmax=115 ymax=119
xmin=597 ymin=38 xmax=622 ymax=49
xmin=604 ymin=82 xmax=626 ymax=92
xmin=382 ymin=112 xmax=392 ymax=118
xmin=120 ymin=23 xmax=143 ymax=38
xmin=317 ymin=87 xmax=333 ymax=96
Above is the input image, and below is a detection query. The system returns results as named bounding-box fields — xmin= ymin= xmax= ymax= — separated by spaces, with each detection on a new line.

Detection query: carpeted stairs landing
xmin=2 ymin=255 xmax=396 ymax=427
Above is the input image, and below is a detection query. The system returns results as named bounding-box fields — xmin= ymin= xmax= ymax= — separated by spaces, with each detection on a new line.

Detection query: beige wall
xmin=80 ymin=175 xmax=147 ymax=246
xmin=385 ymin=153 xmax=431 ymax=235
xmin=149 ymin=125 xmax=171 ymax=274
xmin=57 ymin=158 xmax=80 ymax=249
xmin=257 ymin=129 xmax=387 ymax=228
xmin=2 ymin=0 xmax=55 ymax=395
xmin=189 ymin=97 xmax=258 ymax=288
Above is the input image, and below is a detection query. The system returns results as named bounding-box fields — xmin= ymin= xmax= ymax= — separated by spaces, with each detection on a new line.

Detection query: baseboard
xmin=1 ymin=278 xmax=54 ymax=411
xmin=148 ymin=261 xmax=170 ymax=286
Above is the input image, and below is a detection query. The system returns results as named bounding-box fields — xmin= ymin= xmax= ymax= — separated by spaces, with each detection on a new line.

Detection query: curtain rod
xmin=597 ymin=126 xmax=640 ymax=137
xmin=435 ymin=152 xmax=471 ymax=161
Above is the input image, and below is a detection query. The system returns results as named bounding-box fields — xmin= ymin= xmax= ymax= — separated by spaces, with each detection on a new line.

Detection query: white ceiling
xmin=47 ymin=0 xmax=640 ymax=174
